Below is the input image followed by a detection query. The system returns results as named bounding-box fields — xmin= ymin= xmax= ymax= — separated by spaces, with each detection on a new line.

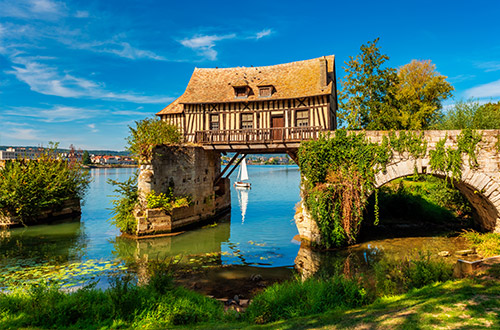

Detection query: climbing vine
xmin=298 ymin=128 xmax=483 ymax=249
xmin=298 ymin=130 xmax=390 ymax=248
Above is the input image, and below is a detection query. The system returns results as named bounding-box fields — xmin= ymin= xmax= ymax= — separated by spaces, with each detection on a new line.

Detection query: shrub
xmin=108 ymin=173 xmax=139 ymax=234
xmin=126 ymin=117 xmax=181 ymax=163
xmin=246 ymin=275 xmax=370 ymax=324
xmin=374 ymin=251 xmax=453 ymax=296
xmin=0 ymin=146 xmax=90 ymax=224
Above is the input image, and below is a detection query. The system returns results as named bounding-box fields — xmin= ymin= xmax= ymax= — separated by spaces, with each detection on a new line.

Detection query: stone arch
xmin=374 ymin=160 xmax=500 ymax=233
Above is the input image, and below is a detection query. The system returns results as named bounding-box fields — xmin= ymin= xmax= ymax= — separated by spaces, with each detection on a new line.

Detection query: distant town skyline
xmin=1 ymin=0 xmax=499 ymax=150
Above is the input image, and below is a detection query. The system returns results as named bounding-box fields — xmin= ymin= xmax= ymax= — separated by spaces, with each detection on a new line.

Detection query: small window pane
xmin=296 ymin=110 xmax=309 ymax=127
xmin=210 ymin=114 xmax=219 ymax=130
xmin=241 ymin=113 xmax=253 ymax=129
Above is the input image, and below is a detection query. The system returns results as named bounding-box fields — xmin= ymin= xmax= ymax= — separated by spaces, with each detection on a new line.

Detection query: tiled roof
xmin=157 ymin=55 xmax=335 ymax=115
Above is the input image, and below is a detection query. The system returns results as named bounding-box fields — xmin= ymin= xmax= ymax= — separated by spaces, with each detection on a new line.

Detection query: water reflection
xmin=112 ymin=214 xmax=231 ymax=264
xmin=295 ymin=235 xmax=470 ymax=281
xmin=0 ymin=218 xmax=86 ymax=266
xmin=236 ymin=187 xmax=249 ymax=223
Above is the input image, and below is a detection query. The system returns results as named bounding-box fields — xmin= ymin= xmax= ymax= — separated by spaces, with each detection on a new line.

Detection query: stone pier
xmin=134 ymin=145 xmax=231 ymax=236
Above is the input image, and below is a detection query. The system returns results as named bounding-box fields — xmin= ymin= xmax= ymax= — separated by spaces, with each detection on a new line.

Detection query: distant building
xmin=0 ymin=147 xmax=44 ymax=160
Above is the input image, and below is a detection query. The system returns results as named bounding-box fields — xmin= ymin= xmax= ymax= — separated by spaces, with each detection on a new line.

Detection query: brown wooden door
xmin=272 ymin=116 xmax=284 ymax=140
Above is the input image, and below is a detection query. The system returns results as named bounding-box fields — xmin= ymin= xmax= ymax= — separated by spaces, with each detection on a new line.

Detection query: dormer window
xmin=259 ymin=86 xmax=272 ymax=97
xmin=257 ymin=80 xmax=274 ymax=98
xmin=232 ymin=79 xmax=249 ymax=98
xmin=235 ymin=86 xmax=248 ymax=97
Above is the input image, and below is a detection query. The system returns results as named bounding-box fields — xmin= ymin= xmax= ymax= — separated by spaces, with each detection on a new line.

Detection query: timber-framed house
xmin=157 ymin=56 xmax=337 ymax=153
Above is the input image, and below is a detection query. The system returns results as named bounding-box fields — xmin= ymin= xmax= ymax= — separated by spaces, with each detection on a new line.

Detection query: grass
xmin=188 ymin=279 xmax=500 ymax=329
xmin=461 ymin=231 xmax=500 ymax=257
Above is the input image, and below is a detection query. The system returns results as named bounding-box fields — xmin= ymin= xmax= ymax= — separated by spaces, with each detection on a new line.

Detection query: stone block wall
xmin=135 ymin=145 xmax=230 ymax=236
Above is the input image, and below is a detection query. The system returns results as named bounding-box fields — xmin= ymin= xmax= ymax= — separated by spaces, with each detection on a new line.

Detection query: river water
xmin=0 ymin=166 xmax=470 ymax=292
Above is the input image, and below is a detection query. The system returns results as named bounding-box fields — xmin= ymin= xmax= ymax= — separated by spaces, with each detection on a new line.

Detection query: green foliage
xmin=246 ymin=275 xmax=370 ymax=324
xmin=146 ymin=190 xmax=191 ymax=214
xmin=388 ymin=131 xmax=427 ymax=159
xmin=0 ymin=264 xmax=224 ymax=329
xmin=0 ymin=145 xmax=90 ymax=224
xmin=429 ymin=129 xmax=482 ymax=181
xmin=126 ymin=117 xmax=182 ymax=163
xmin=82 ymin=150 xmax=91 ymax=165
xmin=108 ymin=173 xmax=138 ymax=234
xmin=298 ymin=130 xmax=390 ymax=247
xmin=374 ymin=251 xmax=453 ymax=296
xmin=339 ymin=40 xmax=454 ymax=130
xmin=437 ymin=99 xmax=500 ymax=129
xmin=461 ymin=231 xmax=500 ymax=257
xmin=368 ymin=177 xmax=471 ymax=224
xmin=338 ymin=38 xmax=399 ymax=129
xmin=395 ymin=60 xmax=454 ymax=129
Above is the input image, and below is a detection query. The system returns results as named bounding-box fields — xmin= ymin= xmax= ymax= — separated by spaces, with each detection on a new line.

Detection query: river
xmin=0 ymin=166 xmax=470 ymax=294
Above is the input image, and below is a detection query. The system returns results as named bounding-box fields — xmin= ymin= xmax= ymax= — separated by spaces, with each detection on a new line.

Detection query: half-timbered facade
xmin=157 ymin=56 xmax=337 ymax=153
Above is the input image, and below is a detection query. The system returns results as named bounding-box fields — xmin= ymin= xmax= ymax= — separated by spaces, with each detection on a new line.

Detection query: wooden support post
xmin=286 ymin=149 xmax=298 ymax=164
xmin=214 ymin=152 xmax=240 ymax=184
xmin=225 ymin=154 xmax=246 ymax=179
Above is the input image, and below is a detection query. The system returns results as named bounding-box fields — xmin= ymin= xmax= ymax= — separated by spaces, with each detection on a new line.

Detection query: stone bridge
xmin=296 ymin=130 xmax=500 ymax=245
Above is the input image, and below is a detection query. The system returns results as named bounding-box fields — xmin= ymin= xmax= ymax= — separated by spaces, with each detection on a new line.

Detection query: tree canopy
xmin=395 ymin=60 xmax=454 ymax=129
xmin=338 ymin=38 xmax=398 ymax=130
xmin=338 ymin=39 xmax=454 ymax=130
xmin=436 ymin=100 xmax=500 ymax=129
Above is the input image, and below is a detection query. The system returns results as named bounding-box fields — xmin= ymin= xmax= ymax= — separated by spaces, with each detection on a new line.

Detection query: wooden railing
xmin=194 ymin=126 xmax=325 ymax=144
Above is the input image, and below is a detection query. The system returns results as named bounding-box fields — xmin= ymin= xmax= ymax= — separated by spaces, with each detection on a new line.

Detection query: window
xmin=259 ymin=86 xmax=272 ymax=97
xmin=210 ymin=114 xmax=219 ymax=130
xmin=241 ymin=113 xmax=253 ymax=129
xmin=235 ymin=87 xmax=248 ymax=97
xmin=296 ymin=110 xmax=309 ymax=127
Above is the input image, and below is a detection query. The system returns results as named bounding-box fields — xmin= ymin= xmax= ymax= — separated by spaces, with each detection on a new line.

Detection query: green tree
xmin=395 ymin=60 xmax=454 ymax=129
xmin=126 ymin=117 xmax=182 ymax=163
xmin=82 ymin=150 xmax=91 ymax=165
xmin=436 ymin=100 xmax=500 ymax=129
xmin=338 ymin=38 xmax=399 ymax=129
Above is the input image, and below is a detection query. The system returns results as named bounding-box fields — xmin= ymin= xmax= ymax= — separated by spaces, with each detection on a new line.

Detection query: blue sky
xmin=0 ymin=0 xmax=499 ymax=150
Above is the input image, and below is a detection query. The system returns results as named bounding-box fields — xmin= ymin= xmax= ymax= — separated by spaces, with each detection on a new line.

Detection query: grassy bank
xmin=0 ymin=253 xmax=462 ymax=329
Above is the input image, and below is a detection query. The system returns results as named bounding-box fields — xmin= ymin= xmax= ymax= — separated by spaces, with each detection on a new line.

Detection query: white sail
xmin=240 ymin=158 xmax=249 ymax=181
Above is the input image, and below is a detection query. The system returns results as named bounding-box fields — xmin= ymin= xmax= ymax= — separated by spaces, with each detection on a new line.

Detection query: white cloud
xmin=74 ymin=10 xmax=89 ymax=18
xmin=475 ymin=61 xmax=500 ymax=72
xmin=252 ymin=29 xmax=272 ymax=40
xmin=87 ymin=123 xmax=98 ymax=133
xmin=3 ymin=127 xmax=42 ymax=141
xmin=465 ymin=79 xmax=500 ymax=99
xmin=0 ymin=0 xmax=65 ymax=19
xmin=5 ymin=105 xmax=101 ymax=122
xmin=180 ymin=34 xmax=236 ymax=60
xmin=73 ymin=40 xmax=167 ymax=61
xmin=6 ymin=57 xmax=174 ymax=104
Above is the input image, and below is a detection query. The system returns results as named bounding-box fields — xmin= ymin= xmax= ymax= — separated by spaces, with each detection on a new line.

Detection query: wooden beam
xmin=214 ymin=152 xmax=240 ymax=184
xmin=225 ymin=154 xmax=246 ymax=179
xmin=286 ymin=150 xmax=298 ymax=164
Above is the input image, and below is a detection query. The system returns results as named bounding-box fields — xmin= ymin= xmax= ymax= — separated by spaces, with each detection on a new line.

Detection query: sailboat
xmin=234 ymin=157 xmax=251 ymax=188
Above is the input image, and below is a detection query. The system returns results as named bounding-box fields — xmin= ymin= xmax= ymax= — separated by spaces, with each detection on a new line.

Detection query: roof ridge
xmin=193 ymin=55 xmax=335 ymax=71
